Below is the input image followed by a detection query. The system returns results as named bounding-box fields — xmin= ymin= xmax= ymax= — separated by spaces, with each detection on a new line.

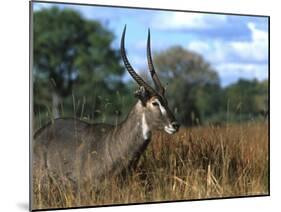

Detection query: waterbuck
xmin=33 ymin=26 xmax=180 ymax=186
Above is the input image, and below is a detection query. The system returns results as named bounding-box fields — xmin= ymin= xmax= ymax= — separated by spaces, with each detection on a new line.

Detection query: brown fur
xmin=33 ymin=99 xmax=179 ymax=187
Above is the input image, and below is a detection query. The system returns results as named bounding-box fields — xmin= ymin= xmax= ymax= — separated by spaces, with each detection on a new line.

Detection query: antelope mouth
xmin=164 ymin=126 xmax=177 ymax=134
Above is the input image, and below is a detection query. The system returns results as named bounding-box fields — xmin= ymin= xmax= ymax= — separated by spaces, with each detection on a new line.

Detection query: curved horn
xmin=121 ymin=25 xmax=157 ymax=95
xmin=147 ymin=29 xmax=165 ymax=95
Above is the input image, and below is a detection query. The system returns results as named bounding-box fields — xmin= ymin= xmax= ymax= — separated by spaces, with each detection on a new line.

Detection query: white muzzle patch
xmin=164 ymin=125 xmax=177 ymax=134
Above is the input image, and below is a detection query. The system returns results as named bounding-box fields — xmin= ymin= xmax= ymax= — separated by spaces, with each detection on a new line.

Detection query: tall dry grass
xmin=32 ymin=121 xmax=268 ymax=210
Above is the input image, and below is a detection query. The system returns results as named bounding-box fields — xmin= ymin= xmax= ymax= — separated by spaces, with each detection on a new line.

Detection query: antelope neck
xmin=141 ymin=113 xmax=151 ymax=140
xmin=120 ymin=101 xmax=152 ymax=141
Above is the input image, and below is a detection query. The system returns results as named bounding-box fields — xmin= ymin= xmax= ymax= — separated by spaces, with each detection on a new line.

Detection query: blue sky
xmin=33 ymin=2 xmax=269 ymax=87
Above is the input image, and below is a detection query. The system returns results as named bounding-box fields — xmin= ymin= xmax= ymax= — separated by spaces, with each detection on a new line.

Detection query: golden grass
xmin=32 ymin=122 xmax=268 ymax=210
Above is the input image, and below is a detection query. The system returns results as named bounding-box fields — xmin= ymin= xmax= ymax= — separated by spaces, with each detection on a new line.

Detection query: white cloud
xmin=187 ymin=21 xmax=268 ymax=85
xmin=188 ymin=22 xmax=268 ymax=64
xmin=230 ymin=22 xmax=268 ymax=62
xmin=216 ymin=63 xmax=268 ymax=86
xmin=152 ymin=12 xmax=227 ymax=30
xmin=188 ymin=40 xmax=228 ymax=63
xmin=188 ymin=40 xmax=210 ymax=52
xmin=216 ymin=63 xmax=268 ymax=78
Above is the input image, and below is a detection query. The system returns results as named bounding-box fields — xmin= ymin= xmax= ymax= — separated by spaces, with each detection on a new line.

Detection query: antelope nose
xmin=171 ymin=122 xmax=180 ymax=131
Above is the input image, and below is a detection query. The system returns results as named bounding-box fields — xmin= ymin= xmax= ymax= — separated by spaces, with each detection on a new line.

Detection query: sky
xmin=33 ymin=2 xmax=269 ymax=87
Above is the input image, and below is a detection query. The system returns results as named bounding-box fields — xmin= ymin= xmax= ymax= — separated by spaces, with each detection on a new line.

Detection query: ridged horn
xmin=147 ymin=29 xmax=165 ymax=95
xmin=121 ymin=25 xmax=157 ymax=95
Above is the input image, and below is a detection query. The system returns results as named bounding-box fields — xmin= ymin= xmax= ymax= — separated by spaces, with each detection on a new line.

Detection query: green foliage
xmin=33 ymin=7 xmax=134 ymax=127
xmin=153 ymin=46 xmax=220 ymax=125
xmin=33 ymin=7 xmax=268 ymax=128
xmin=223 ymin=79 xmax=268 ymax=121
xmin=152 ymin=46 xmax=268 ymax=126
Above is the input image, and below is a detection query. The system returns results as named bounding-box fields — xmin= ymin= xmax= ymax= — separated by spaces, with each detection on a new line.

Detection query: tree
xmin=33 ymin=7 xmax=126 ymax=122
xmin=223 ymin=79 xmax=268 ymax=121
xmin=152 ymin=46 xmax=220 ymax=125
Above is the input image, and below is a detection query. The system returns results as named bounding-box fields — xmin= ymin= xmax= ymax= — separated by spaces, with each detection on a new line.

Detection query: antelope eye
xmin=152 ymin=101 xmax=159 ymax=107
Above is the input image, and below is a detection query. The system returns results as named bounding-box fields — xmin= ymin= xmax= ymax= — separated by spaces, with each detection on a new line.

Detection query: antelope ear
xmin=134 ymin=86 xmax=150 ymax=106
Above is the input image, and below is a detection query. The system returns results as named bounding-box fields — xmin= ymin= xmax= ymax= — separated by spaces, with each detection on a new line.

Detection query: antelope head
xmin=121 ymin=26 xmax=180 ymax=136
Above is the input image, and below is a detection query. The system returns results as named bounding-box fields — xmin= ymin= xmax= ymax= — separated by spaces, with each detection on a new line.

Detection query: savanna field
xmin=32 ymin=121 xmax=268 ymax=210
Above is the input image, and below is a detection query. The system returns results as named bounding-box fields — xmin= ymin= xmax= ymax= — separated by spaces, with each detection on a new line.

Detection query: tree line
xmin=33 ymin=7 xmax=268 ymax=128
